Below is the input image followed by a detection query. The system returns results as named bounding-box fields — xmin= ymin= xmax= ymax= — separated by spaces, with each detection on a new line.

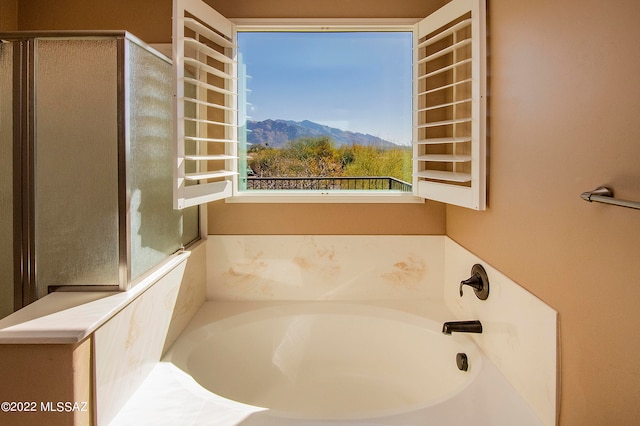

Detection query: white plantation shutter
xmin=173 ymin=0 xmax=238 ymax=209
xmin=413 ymin=0 xmax=486 ymax=210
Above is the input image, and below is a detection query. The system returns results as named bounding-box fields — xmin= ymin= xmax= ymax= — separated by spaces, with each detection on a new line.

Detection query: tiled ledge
xmin=0 ymin=251 xmax=191 ymax=344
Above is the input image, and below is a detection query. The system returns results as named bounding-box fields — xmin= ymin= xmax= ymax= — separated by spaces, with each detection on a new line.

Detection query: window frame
xmin=172 ymin=0 xmax=486 ymax=208
xmin=229 ymin=19 xmax=423 ymax=204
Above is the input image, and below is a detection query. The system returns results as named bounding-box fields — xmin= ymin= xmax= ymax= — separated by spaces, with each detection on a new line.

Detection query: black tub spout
xmin=442 ymin=320 xmax=483 ymax=335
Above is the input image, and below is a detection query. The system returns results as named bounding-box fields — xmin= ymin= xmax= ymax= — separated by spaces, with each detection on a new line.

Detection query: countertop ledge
xmin=0 ymin=252 xmax=191 ymax=345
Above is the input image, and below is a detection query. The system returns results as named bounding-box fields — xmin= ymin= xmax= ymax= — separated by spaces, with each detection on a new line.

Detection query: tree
xmin=247 ymin=136 xmax=412 ymax=184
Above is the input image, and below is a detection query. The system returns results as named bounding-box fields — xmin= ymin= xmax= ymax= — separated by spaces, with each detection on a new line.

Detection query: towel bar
xmin=580 ymin=186 xmax=640 ymax=210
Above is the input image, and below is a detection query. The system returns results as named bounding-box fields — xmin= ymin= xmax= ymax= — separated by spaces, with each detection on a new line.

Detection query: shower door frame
xmin=6 ymin=32 xmax=130 ymax=312
xmin=11 ymin=36 xmax=36 ymax=310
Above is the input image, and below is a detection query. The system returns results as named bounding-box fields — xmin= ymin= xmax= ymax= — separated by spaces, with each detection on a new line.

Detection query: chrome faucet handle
xmin=459 ymin=264 xmax=490 ymax=300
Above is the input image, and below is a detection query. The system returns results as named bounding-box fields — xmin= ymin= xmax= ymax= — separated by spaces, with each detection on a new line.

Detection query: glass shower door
xmin=0 ymin=42 xmax=14 ymax=319
xmin=34 ymin=38 xmax=121 ymax=295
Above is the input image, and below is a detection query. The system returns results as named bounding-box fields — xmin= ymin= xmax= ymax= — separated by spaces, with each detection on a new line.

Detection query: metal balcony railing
xmin=244 ymin=176 xmax=412 ymax=192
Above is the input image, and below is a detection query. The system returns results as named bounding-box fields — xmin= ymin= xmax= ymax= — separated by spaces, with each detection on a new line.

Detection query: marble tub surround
xmin=0 ymin=249 xmax=193 ymax=344
xmin=444 ymin=238 xmax=558 ymax=425
xmin=0 ymin=291 xmax=118 ymax=344
xmin=0 ymin=236 xmax=557 ymax=425
xmin=94 ymin=241 xmax=206 ymax=425
xmin=207 ymin=235 xmax=445 ymax=301
xmin=205 ymin=235 xmax=557 ymax=425
xmin=161 ymin=241 xmax=208 ymax=353
xmin=95 ymin=258 xmax=185 ymax=424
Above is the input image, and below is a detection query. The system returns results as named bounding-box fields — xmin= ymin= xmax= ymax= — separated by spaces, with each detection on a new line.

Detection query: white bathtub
xmin=164 ymin=302 xmax=481 ymax=420
xmin=113 ymin=300 xmax=545 ymax=425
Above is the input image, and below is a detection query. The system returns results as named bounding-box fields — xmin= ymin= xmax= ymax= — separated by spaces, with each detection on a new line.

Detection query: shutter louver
xmin=413 ymin=0 xmax=486 ymax=210
xmin=173 ymin=0 xmax=238 ymax=209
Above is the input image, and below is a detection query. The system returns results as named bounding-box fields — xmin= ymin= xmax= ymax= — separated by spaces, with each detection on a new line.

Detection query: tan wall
xmin=14 ymin=0 xmax=447 ymax=41
xmin=204 ymin=0 xmax=447 ymax=18
xmin=447 ymin=0 xmax=640 ymax=424
xmin=207 ymin=201 xmax=446 ymax=234
xmin=0 ymin=0 xmax=18 ymax=31
xmin=16 ymin=0 xmax=172 ymax=43
xmin=13 ymin=0 xmax=640 ymax=424
xmin=0 ymin=339 xmax=92 ymax=426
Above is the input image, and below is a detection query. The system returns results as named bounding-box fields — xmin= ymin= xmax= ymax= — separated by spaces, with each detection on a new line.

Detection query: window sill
xmin=225 ymin=191 xmax=425 ymax=204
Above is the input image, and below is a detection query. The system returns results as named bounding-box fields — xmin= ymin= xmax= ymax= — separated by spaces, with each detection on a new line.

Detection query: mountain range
xmin=246 ymin=119 xmax=398 ymax=148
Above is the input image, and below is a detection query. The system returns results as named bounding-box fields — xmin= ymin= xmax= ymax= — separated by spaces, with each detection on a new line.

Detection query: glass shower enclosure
xmin=0 ymin=32 xmax=199 ymax=319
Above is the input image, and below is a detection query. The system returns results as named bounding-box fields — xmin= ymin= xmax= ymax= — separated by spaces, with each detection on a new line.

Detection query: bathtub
xmin=165 ymin=302 xmax=481 ymax=421
xmin=125 ymin=301 xmax=546 ymax=426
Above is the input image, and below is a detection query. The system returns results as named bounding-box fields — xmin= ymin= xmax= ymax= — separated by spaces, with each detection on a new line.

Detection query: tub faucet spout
xmin=442 ymin=320 xmax=482 ymax=335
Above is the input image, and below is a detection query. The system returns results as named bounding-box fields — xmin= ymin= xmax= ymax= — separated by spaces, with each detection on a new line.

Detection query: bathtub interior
xmin=164 ymin=302 xmax=482 ymax=420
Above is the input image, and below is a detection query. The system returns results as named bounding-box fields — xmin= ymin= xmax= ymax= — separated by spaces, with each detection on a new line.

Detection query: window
xmin=172 ymin=0 xmax=486 ymax=208
xmin=236 ymin=31 xmax=413 ymax=196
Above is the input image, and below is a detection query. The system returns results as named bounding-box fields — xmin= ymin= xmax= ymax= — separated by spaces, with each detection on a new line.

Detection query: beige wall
xmin=0 ymin=339 xmax=92 ymax=426
xmin=447 ymin=0 xmax=640 ymax=424
xmin=208 ymin=202 xmax=446 ymax=235
xmin=16 ymin=0 xmax=172 ymax=42
xmin=12 ymin=0 xmax=640 ymax=424
xmin=204 ymin=0 xmax=447 ymax=18
xmin=0 ymin=0 xmax=18 ymax=31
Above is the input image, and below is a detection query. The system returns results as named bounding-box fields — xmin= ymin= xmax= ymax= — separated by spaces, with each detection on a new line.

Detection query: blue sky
xmin=238 ymin=31 xmax=413 ymax=146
